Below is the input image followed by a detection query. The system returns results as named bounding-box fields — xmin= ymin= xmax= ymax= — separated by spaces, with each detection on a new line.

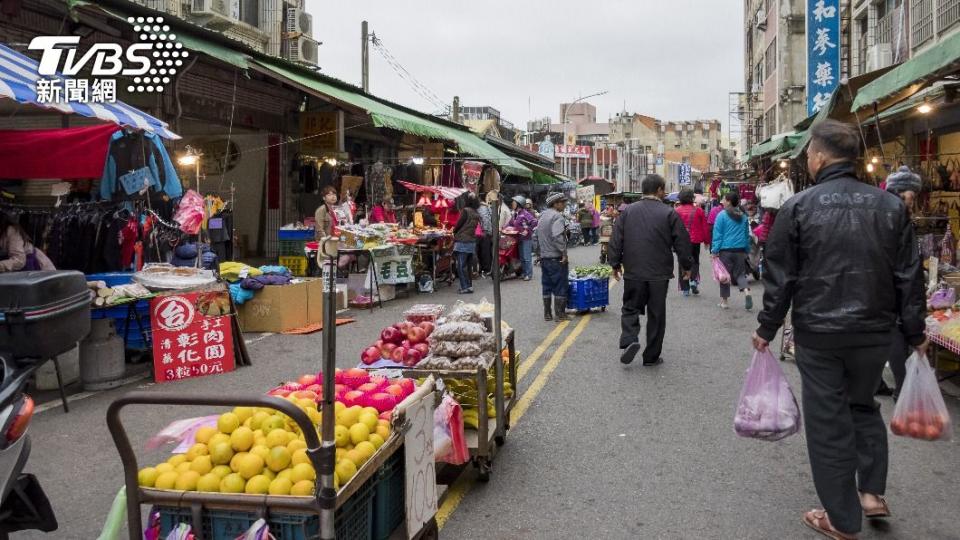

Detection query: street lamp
xmin=562 ymin=90 xmax=608 ymax=178
xmin=177 ymin=145 xmax=203 ymax=191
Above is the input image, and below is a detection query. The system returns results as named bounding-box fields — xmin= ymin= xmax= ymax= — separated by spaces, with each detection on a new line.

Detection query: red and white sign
xmin=151 ymin=291 xmax=235 ymax=383
xmin=555 ymin=145 xmax=591 ymax=159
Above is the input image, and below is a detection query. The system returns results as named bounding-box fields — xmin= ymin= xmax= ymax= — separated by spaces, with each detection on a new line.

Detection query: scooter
xmin=0 ymin=271 xmax=90 ymax=537
xmin=498 ymin=227 xmax=524 ymax=280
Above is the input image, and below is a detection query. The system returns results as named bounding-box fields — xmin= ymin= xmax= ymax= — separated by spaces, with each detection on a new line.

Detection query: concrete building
xmin=128 ymin=0 xmax=319 ymax=65
xmin=741 ymin=0 xmax=810 ymax=151
xmin=459 ymin=105 xmax=521 ymax=142
xmin=852 ymin=0 xmax=960 ymax=78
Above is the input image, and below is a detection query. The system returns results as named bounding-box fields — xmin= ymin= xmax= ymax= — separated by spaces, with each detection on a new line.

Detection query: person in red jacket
xmin=674 ymin=189 xmax=709 ymax=296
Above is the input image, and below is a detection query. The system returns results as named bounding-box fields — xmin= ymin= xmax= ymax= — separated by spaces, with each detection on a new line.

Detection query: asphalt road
xmin=14 ymin=245 xmax=960 ymax=539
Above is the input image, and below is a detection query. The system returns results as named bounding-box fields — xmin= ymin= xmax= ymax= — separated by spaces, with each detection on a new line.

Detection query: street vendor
xmin=314 ymin=186 xmax=340 ymax=239
xmin=370 ymin=198 xmax=398 ymax=224
xmin=0 ymin=211 xmax=55 ymax=272
xmin=535 ymin=192 xmax=570 ymax=321
xmin=414 ymin=201 xmax=438 ymax=228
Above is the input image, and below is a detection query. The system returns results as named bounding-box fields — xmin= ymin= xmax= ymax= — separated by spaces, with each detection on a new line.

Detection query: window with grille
xmin=938 ymin=0 xmax=960 ymax=33
xmin=911 ymin=0 xmax=934 ymax=47
xmin=764 ymin=37 xmax=777 ymax=79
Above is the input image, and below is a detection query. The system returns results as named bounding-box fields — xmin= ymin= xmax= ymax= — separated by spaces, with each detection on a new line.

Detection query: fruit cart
xmin=107 ymin=380 xmax=439 ymax=540
xmin=394 ymin=329 xmax=516 ymax=481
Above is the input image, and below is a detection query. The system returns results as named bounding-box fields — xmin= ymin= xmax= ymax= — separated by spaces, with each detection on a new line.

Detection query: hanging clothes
xmin=99 ymin=130 xmax=183 ymax=201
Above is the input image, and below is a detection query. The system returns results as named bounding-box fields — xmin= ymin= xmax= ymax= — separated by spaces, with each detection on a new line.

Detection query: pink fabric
xmin=590 ymin=207 xmax=601 ymax=227
xmin=675 ymin=203 xmax=709 ymax=244
xmin=0 ymin=124 xmax=116 ymax=179
xmin=370 ymin=205 xmax=397 ymax=224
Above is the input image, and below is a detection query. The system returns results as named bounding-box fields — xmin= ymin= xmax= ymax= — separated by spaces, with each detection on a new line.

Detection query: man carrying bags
xmin=610 ymin=174 xmax=692 ymax=366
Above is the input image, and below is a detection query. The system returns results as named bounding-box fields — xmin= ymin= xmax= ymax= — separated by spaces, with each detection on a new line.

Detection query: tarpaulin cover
xmin=0 ymin=124 xmax=115 ymax=179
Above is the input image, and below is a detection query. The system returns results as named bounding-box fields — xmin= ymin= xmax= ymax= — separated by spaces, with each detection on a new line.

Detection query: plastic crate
xmin=156 ymin=473 xmax=375 ymax=540
xmin=278 ymin=229 xmax=315 ymax=241
xmin=372 ymin=449 xmax=404 ymax=540
xmin=568 ymin=277 xmax=609 ymax=311
xmin=91 ymin=300 xmax=153 ymax=349
xmin=279 ymin=240 xmax=308 ymax=257
xmin=279 ymin=256 xmax=309 ymax=277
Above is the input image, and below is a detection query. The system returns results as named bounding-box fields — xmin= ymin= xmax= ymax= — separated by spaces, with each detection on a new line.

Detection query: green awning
xmin=253 ymin=59 xmax=530 ymax=177
xmin=852 ymin=30 xmax=960 ymax=113
xmin=747 ymin=132 xmax=803 ymax=161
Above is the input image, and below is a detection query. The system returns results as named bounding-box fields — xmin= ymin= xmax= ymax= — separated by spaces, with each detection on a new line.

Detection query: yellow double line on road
xmin=436 ymin=315 xmax=592 ymax=530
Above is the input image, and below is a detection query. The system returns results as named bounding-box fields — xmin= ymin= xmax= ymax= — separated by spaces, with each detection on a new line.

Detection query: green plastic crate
xmin=372 ymin=449 xmax=405 ymax=540
xmin=279 ymin=239 xmax=308 ymax=257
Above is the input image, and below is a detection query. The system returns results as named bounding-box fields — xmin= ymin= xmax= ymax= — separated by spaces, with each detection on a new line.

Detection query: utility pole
xmin=361 ymin=21 xmax=369 ymax=92
xmin=452 ymin=96 xmax=460 ymax=123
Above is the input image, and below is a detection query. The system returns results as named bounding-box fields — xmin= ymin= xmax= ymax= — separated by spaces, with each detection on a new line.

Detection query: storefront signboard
xmin=807 ymin=0 xmax=840 ymax=115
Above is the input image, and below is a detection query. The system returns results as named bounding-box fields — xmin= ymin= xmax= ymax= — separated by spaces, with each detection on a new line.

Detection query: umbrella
xmin=665 ymin=192 xmax=680 ymax=202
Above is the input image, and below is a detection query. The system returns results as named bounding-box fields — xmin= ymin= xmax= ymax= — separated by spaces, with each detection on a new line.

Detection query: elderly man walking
xmin=610 ymin=174 xmax=692 ymax=366
xmin=754 ymin=120 xmax=927 ymax=539
xmin=535 ymin=192 xmax=570 ymax=321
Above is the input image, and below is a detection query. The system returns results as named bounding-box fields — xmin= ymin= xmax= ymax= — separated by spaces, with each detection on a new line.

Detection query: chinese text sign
xmin=151 ymin=291 xmax=235 ymax=383
xmin=807 ymin=0 xmax=840 ymax=115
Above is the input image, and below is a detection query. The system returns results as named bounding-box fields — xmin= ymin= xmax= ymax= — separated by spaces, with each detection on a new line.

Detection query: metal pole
xmin=492 ymin=191 xmax=505 ymax=440
xmin=361 ymin=21 xmax=369 ymax=92
xmin=319 ymin=253 xmax=338 ymax=540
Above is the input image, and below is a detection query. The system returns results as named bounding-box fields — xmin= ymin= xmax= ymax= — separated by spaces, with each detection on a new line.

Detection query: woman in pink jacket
xmin=674 ymin=189 xmax=708 ymax=296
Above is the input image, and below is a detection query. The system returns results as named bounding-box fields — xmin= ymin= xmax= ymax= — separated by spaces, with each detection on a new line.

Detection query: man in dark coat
xmin=609 ymin=174 xmax=692 ymax=366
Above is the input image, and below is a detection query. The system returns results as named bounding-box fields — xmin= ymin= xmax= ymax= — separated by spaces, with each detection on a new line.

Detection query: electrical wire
xmin=370 ymin=35 xmax=451 ymax=115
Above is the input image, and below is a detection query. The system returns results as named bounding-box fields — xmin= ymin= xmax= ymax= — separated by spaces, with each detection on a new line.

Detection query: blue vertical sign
xmin=807 ymin=0 xmax=840 ymax=115
xmin=680 ymin=163 xmax=692 ymax=185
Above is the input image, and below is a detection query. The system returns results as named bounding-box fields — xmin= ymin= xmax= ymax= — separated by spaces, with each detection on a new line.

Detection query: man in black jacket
xmin=610 ymin=174 xmax=692 ymax=366
xmin=753 ymin=120 xmax=927 ymax=539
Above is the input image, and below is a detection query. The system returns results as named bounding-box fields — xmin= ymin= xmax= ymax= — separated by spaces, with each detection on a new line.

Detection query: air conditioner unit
xmin=756 ymin=9 xmax=767 ymax=30
xmin=190 ymin=0 xmax=237 ymax=30
xmin=285 ymin=7 xmax=313 ymax=36
xmin=866 ymin=43 xmax=893 ymax=72
xmin=283 ymin=35 xmax=318 ymax=65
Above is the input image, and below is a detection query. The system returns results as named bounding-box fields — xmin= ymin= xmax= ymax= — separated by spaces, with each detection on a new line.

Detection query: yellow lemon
xmin=335 ymin=459 xmax=357 ymax=484
xmin=219 ymin=473 xmax=245 ymax=493
xmin=334 ymin=470 xmax=340 ymax=490
xmin=277 ymin=469 xmax=294 ymax=482
xmin=345 ymin=449 xmax=366 ymax=468
xmin=358 ymin=412 xmax=378 ymax=432
xmin=334 ymin=425 xmax=350 ymax=448
xmin=190 ymin=455 xmax=213 ymax=475
xmin=244 ymin=474 xmax=271 ymax=494
xmin=233 ymin=406 xmax=254 ymax=424
xmin=176 ymin=462 xmax=192 ymax=474
xmin=377 ymin=419 xmax=390 ymax=428
xmin=349 ymin=423 xmax=370 ymax=446
xmin=287 ymin=439 xmax=307 ymax=453
xmin=208 ymin=433 xmax=230 ymax=449
xmin=250 ymin=411 xmax=270 ymax=431
xmin=185 ymin=443 xmax=209 ymax=461
xmin=197 ymin=472 xmax=221 ymax=492
xmin=335 ymin=448 xmax=346 ymax=461
xmin=291 ymin=448 xmax=310 ymax=466
xmin=238 ymin=454 xmax=265 ymax=480
xmin=334 ymin=401 xmax=346 ymax=415
xmin=230 ymin=451 xmax=249 ymax=472
xmin=375 ymin=425 xmax=391 ymax=440
xmin=262 ymin=416 xmax=285 ymax=433
xmin=354 ymin=441 xmax=375 ymax=463
xmin=307 ymin=409 xmax=321 ymax=424
xmin=210 ymin=442 xmax=234 ymax=466
xmin=194 ymin=426 xmax=218 ymax=445
xmin=262 ymin=468 xmax=276 ymax=480
xmin=250 ymin=445 xmax=270 ymax=462
xmin=155 ymin=463 xmax=174 ymax=474
xmin=362 ymin=406 xmax=379 ymax=418
xmin=265 ymin=429 xmax=289 ymax=448
xmin=290 ymin=463 xmax=316 ymax=484
xmin=337 ymin=406 xmax=362 ymax=428
xmin=154 ymin=471 xmax=179 ymax=490
xmin=230 ymin=427 xmax=254 ymax=452
xmin=167 ymin=454 xmax=187 ymax=467
xmin=368 ymin=434 xmax=385 ymax=450
xmin=211 ymin=465 xmax=232 ymax=479
xmin=218 ymin=412 xmax=240 ymax=434
xmin=297 ymin=398 xmax=315 ymax=410
xmin=268 ymin=477 xmax=293 ymax=495
xmin=175 ymin=471 xmax=200 ymax=491
xmin=290 ymin=480 xmax=314 ymax=496
xmin=267 ymin=447 xmax=292 ymax=472
xmin=138 ymin=467 xmax=159 ymax=487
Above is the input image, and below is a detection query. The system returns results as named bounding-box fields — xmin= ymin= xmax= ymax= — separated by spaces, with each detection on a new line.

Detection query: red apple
xmin=391 ymin=347 xmax=406 ymax=362
xmin=298 ymin=374 xmax=317 ymax=387
xmin=413 ymin=343 xmax=429 ymax=356
xmin=374 ymin=339 xmax=384 ymax=348
xmin=361 ymin=346 xmax=382 ymax=365
xmin=408 ymin=327 xmax=427 ymax=344
xmin=403 ymin=348 xmax=423 ymax=366
xmin=419 ymin=321 xmax=435 ymax=335
xmin=401 ymin=339 xmax=412 ymax=349
xmin=385 ymin=385 xmax=405 ymax=398
xmin=380 ymin=327 xmax=402 ymax=344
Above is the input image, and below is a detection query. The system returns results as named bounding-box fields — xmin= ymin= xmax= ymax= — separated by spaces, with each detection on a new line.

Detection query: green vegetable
xmin=574 ymin=264 xmax=612 ymax=279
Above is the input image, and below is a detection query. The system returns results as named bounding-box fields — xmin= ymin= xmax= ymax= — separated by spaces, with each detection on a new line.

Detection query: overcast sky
xmin=304 ymin=0 xmax=742 ymax=130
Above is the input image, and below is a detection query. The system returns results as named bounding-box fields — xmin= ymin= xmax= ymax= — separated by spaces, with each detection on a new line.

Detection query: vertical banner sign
xmin=680 ymin=163 xmax=692 ymax=186
xmin=807 ymin=0 xmax=840 ymax=115
xmin=151 ymin=291 xmax=236 ymax=383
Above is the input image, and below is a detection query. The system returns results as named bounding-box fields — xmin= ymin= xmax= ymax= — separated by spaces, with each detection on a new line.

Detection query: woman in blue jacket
xmin=711 ymin=191 xmax=753 ymax=310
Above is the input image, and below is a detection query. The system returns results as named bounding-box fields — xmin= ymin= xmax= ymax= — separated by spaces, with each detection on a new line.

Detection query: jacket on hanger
xmin=99 ymin=130 xmax=183 ymax=200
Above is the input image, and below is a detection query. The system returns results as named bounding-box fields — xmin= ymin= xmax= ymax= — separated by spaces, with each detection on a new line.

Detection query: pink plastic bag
xmin=434 ymin=394 xmax=470 ymax=465
xmin=174 ymin=190 xmax=205 ymax=235
xmin=712 ymin=256 xmax=731 ymax=284
xmin=734 ymin=349 xmax=802 ymax=441
xmin=889 ymin=353 xmax=953 ymax=441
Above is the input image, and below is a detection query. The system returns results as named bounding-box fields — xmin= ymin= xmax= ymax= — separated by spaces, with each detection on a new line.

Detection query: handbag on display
xmin=757 ymin=174 xmax=794 ymax=210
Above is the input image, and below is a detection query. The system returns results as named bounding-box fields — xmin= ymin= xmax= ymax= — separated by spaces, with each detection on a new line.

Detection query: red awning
xmin=395 ymin=180 xmax=467 ymax=200
xmin=0 ymin=124 xmax=116 ymax=179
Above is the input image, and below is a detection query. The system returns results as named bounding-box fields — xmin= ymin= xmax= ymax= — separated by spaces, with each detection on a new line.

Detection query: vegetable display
xmin=573 ymin=264 xmax=613 ymax=279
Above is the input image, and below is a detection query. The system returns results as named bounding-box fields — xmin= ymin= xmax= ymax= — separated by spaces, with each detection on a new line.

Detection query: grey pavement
xmin=14 ymin=246 xmax=960 ymax=539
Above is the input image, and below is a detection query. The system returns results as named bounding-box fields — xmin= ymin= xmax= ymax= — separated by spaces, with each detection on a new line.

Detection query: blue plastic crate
xmin=372 ymin=450 xmax=404 ymax=540
xmin=156 ymin=473 xmax=375 ymax=540
xmin=568 ymin=277 xmax=609 ymax=311
xmin=85 ymin=272 xmax=134 ymax=287
xmin=278 ymin=229 xmax=315 ymax=241
xmin=91 ymin=300 xmax=152 ymax=349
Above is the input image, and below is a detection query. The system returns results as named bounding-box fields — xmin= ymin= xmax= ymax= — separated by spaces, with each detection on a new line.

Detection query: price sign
xmin=151 ymin=291 xmax=235 ymax=383
xmin=373 ymin=255 xmax=415 ymax=285
xmin=404 ymin=392 xmax=437 ymax=538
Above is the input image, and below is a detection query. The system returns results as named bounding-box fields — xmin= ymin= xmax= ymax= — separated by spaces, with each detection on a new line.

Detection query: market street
xmin=16 ymin=246 xmax=960 ymax=539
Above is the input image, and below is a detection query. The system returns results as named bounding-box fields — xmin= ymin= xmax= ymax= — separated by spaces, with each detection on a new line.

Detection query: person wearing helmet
xmin=509 ymin=195 xmax=538 ymax=280
xmin=535 ymin=192 xmax=570 ymax=320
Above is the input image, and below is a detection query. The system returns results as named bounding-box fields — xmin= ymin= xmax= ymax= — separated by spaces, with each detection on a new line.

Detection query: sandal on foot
xmin=802 ymin=510 xmax=857 ymax=539
xmin=860 ymin=494 xmax=890 ymax=519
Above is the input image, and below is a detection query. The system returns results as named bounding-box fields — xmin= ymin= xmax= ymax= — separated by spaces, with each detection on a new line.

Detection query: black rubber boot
xmin=555 ymin=297 xmax=569 ymax=321
xmin=543 ymin=298 xmax=553 ymax=321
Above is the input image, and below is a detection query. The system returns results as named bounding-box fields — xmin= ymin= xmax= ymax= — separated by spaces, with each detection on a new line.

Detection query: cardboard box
xmin=237 ymin=282 xmax=309 ymax=333
xmin=305 ymin=278 xmax=324 ymax=325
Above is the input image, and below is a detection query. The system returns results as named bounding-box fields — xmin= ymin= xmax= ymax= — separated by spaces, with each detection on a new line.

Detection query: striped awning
xmin=396 ymin=180 xmax=466 ymax=200
xmin=0 ymin=43 xmax=178 ymax=139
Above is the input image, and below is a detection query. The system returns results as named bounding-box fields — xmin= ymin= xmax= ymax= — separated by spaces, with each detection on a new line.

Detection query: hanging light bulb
xmin=866 ymin=163 xmax=875 ymax=173
xmin=871 ymin=156 xmax=879 ymax=164
xmin=917 ymin=102 xmax=933 ymax=114
xmin=411 ymin=157 xmax=425 ymax=165
xmin=779 ymin=160 xmax=788 ymax=169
